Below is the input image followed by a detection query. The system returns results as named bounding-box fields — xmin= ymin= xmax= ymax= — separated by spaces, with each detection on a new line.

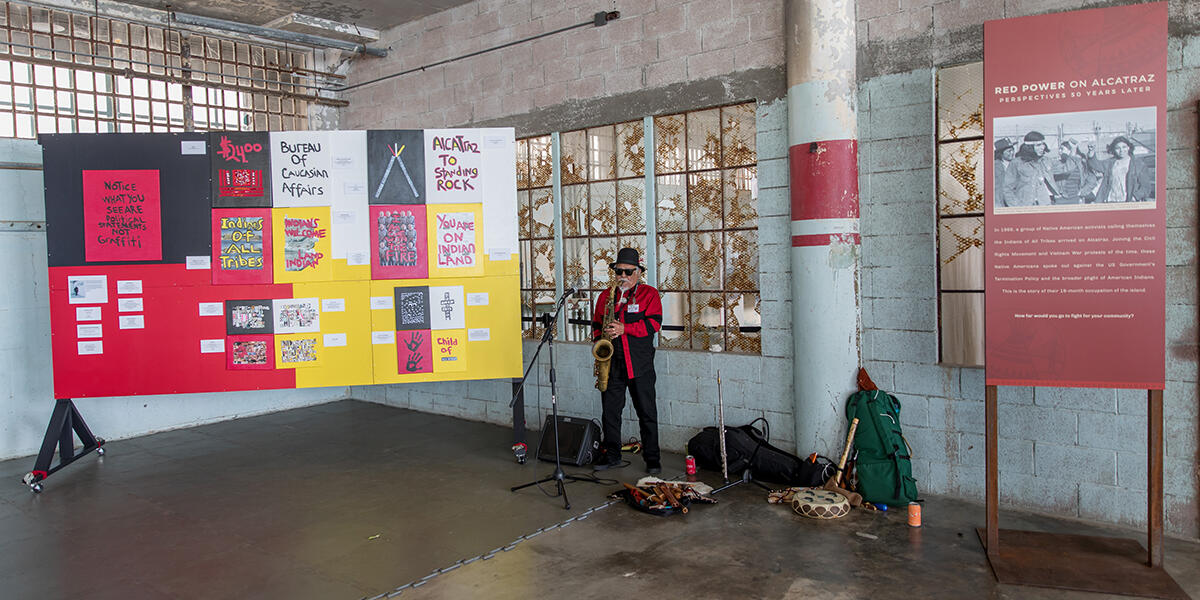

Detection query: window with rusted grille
xmin=654 ymin=105 xmax=759 ymax=353
xmin=516 ymin=102 xmax=760 ymax=354
xmin=0 ymin=1 xmax=325 ymax=137
xmin=936 ymin=62 xmax=985 ymax=366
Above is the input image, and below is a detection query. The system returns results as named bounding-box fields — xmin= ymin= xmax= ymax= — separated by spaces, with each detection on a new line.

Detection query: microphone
xmin=562 ymin=279 xmax=586 ymax=299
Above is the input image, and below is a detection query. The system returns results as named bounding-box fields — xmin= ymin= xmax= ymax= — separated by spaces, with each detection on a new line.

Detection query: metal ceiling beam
xmin=170 ymin=12 xmax=388 ymax=57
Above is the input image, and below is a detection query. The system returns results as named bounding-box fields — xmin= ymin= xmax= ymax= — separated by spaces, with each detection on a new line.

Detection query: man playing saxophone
xmin=591 ymin=247 xmax=663 ymax=474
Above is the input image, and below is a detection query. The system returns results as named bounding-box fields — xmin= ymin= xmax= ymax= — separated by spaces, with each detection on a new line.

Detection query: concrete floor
xmin=0 ymin=400 xmax=1196 ymax=600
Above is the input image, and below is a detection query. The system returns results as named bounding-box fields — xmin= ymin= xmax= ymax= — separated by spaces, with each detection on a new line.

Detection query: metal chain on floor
xmin=362 ymin=499 xmax=619 ymax=600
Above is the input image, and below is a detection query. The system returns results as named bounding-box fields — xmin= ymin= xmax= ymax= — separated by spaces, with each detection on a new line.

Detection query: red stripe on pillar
xmin=789 ymin=139 xmax=860 ymax=221
xmin=792 ymin=233 xmax=861 ymax=247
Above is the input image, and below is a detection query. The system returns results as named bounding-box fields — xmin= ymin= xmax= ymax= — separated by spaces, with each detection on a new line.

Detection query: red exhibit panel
xmin=983 ymin=2 xmax=1167 ymax=388
xmin=212 ymin=209 xmax=273 ymax=285
xmin=81 ymin=169 xmax=163 ymax=262
xmin=371 ymin=205 xmax=428 ymax=279
xmin=48 ymin=264 xmax=295 ymax=398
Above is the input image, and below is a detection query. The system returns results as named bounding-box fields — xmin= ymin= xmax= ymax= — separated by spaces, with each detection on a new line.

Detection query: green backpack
xmin=846 ymin=390 xmax=919 ymax=506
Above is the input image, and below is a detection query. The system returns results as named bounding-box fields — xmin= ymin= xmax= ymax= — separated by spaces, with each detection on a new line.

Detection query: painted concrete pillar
xmin=785 ymin=0 xmax=860 ymax=457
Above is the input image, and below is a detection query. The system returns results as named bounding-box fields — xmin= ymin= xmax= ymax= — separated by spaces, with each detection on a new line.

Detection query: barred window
xmin=936 ymin=62 xmax=985 ymax=366
xmin=516 ymin=102 xmax=760 ymax=354
xmin=0 ymin=1 xmax=325 ymax=137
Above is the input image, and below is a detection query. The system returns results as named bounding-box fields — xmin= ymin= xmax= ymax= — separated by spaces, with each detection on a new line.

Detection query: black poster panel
xmin=210 ymin=131 xmax=271 ymax=207
xmin=394 ymin=286 xmax=431 ymax=330
xmin=367 ymin=130 xmax=424 ymax=205
xmin=42 ymin=133 xmax=211 ymax=267
xmin=225 ymin=299 xmax=274 ymax=335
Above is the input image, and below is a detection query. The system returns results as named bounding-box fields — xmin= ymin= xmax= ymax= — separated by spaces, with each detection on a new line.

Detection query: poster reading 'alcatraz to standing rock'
xmin=984 ymin=2 xmax=1166 ymax=389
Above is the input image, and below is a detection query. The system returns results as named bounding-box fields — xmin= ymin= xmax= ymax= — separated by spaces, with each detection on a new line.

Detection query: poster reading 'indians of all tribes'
xmin=371 ymin=205 xmax=428 ymax=279
xmin=211 ymin=209 xmax=272 ymax=284
xmin=984 ymin=2 xmax=1166 ymax=388
xmin=367 ymin=130 xmax=425 ymax=205
xmin=81 ymin=169 xmax=162 ymax=262
xmin=272 ymin=207 xmax=332 ymax=282
xmin=424 ymin=129 xmax=483 ymax=205
xmin=270 ymin=131 xmax=331 ymax=208
xmin=210 ymin=132 xmax=271 ymax=207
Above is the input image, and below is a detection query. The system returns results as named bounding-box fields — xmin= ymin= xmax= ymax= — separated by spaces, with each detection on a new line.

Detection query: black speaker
xmin=536 ymin=415 xmax=601 ymax=466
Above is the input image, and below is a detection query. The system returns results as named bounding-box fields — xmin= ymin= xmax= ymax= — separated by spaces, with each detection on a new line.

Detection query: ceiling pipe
xmin=171 ymin=11 xmax=388 ymax=57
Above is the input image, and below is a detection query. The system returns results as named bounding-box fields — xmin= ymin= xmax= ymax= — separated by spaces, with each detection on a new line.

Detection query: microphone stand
xmin=510 ymin=288 xmax=589 ymax=509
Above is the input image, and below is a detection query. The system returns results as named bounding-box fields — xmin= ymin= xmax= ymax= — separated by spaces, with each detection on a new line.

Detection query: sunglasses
xmin=613 ymin=268 xmax=638 ymax=276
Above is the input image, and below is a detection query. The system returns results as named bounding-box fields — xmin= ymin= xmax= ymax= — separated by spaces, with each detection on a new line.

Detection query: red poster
xmin=227 ymin=334 xmax=275 ymax=370
xmin=82 ymin=169 xmax=162 ymax=262
xmin=212 ymin=209 xmax=273 ymax=285
xmin=984 ymin=3 xmax=1166 ymax=388
xmin=371 ymin=205 xmax=428 ymax=279
xmin=396 ymin=329 xmax=433 ymax=374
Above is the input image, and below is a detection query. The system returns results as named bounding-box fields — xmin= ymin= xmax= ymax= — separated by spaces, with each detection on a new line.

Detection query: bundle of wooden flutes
xmin=616 ymin=481 xmax=717 ymax=514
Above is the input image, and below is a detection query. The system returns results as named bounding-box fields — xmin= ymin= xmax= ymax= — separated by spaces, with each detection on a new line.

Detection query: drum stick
xmin=834 ymin=418 xmax=860 ymax=488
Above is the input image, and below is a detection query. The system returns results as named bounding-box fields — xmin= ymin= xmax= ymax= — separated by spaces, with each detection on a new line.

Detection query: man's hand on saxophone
xmin=604 ymin=321 xmax=624 ymax=339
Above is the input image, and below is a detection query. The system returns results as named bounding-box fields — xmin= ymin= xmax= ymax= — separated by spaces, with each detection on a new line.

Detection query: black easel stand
xmin=510 ymin=290 xmax=590 ymax=510
xmin=22 ymin=399 xmax=105 ymax=493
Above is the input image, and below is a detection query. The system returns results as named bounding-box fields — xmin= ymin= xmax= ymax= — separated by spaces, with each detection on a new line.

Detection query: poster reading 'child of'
xmin=212 ymin=209 xmax=272 ymax=284
xmin=81 ymin=169 xmax=162 ymax=262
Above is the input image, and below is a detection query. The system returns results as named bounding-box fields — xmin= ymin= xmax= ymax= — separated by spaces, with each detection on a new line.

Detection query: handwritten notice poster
xmin=270 ymin=131 xmax=331 ymax=207
xmin=371 ymin=205 xmax=428 ymax=279
xmin=81 ymin=169 xmax=162 ymax=262
xmin=272 ymin=207 xmax=333 ymax=283
xmin=425 ymin=129 xmax=482 ymax=204
xmin=210 ymin=131 xmax=271 ymax=207
xmin=211 ymin=209 xmax=272 ymax=285
xmin=435 ymin=212 xmax=476 ymax=268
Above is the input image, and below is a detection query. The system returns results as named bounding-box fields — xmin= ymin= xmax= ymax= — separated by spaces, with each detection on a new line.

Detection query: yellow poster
xmin=426 ymin=204 xmax=484 ymax=278
xmin=275 ymin=333 xmax=323 ymax=369
xmin=272 ymin=206 xmax=333 ymax=283
xmin=432 ymin=329 xmax=467 ymax=373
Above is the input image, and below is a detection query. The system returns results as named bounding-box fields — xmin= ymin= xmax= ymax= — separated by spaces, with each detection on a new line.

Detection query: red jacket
xmin=591 ymin=283 xmax=662 ymax=378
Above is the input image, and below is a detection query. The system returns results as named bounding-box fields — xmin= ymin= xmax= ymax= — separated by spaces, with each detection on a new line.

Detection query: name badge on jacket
xmin=627 ymin=304 xmax=639 ymax=313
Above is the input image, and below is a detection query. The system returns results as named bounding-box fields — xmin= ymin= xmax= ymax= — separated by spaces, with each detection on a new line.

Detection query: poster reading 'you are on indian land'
xmin=984 ymin=2 xmax=1166 ymax=389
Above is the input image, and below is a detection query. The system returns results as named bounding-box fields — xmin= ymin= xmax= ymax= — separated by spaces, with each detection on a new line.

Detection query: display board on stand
xmin=41 ymin=128 xmax=522 ymax=399
xmin=982 ymin=4 xmax=1184 ymax=598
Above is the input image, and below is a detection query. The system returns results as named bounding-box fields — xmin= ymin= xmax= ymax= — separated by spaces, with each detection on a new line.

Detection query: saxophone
xmin=592 ymin=274 xmax=619 ymax=391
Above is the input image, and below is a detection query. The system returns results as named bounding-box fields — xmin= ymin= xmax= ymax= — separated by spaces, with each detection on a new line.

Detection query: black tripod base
xmin=511 ymin=467 xmax=595 ymax=510
xmin=713 ymin=469 xmax=772 ymax=494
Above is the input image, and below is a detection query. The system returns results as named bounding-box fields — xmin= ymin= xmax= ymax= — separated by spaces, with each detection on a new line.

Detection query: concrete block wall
xmin=342 ymin=0 xmax=785 ymax=132
xmin=857 ymin=1 xmax=1199 ymax=539
xmin=0 ymin=138 xmax=348 ymax=461
xmin=344 ymin=0 xmax=796 ymax=453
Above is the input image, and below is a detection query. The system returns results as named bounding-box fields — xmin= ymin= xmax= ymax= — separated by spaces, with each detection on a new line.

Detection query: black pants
xmin=600 ymin=368 xmax=659 ymax=465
